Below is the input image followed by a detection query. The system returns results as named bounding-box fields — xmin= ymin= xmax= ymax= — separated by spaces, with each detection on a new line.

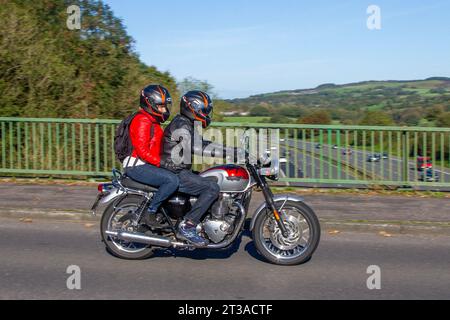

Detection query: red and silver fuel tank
xmin=200 ymin=165 xmax=250 ymax=192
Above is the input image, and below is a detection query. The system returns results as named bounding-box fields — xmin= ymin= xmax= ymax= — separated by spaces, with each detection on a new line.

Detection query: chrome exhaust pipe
xmin=105 ymin=230 xmax=192 ymax=249
xmin=105 ymin=230 xmax=172 ymax=247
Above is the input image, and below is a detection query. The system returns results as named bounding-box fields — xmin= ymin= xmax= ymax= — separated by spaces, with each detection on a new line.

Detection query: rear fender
xmin=100 ymin=187 xmax=125 ymax=206
xmin=92 ymin=188 xmax=126 ymax=215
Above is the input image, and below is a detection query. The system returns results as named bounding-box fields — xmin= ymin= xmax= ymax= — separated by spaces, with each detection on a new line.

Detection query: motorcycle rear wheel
xmin=100 ymin=195 xmax=155 ymax=260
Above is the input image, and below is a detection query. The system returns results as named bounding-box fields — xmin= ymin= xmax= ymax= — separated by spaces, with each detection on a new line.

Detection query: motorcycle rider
xmin=161 ymin=90 xmax=239 ymax=246
xmin=123 ymin=85 xmax=179 ymax=226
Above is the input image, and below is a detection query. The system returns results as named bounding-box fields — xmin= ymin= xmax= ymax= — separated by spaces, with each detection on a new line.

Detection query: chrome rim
xmin=106 ymin=203 xmax=149 ymax=253
xmin=259 ymin=206 xmax=312 ymax=259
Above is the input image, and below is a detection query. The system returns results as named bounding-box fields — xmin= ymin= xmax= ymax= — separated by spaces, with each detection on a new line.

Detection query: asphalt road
xmin=1 ymin=217 xmax=449 ymax=300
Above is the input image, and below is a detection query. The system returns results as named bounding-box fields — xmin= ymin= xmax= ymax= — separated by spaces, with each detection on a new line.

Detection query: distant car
xmin=315 ymin=144 xmax=322 ymax=149
xmin=417 ymin=157 xmax=432 ymax=171
xmin=367 ymin=154 xmax=380 ymax=162
xmin=343 ymin=149 xmax=353 ymax=155
xmin=382 ymin=153 xmax=388 ymax=159
xmin=332 ymin=145 xmax=338 ymax=149
xmin=419 ymin=169 xmax=439 ymax=182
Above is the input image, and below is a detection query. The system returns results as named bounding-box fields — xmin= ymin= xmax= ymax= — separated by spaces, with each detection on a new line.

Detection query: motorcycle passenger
xmin=123 ymin=85 xmax=179 ymax=226
xmin=161 ymin=90 xmax=239 ymax=246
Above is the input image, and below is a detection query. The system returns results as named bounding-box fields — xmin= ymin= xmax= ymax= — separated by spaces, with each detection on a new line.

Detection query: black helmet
xmin=140 ymin=84 xmax=172 ymax=123
xmin=180 ymin=90 xmax=213 ymax=128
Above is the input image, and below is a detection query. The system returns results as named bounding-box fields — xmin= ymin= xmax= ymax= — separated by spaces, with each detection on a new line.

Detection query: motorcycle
xmin=91 ymin=139 xmax=320 ymax=265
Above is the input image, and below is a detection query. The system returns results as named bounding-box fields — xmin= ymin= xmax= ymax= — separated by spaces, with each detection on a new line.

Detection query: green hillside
xmin=228 ymin=78 xmax=450 ymax=127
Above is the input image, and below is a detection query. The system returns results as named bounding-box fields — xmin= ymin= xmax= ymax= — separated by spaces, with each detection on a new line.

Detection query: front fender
xmin=249 ymin=194 xmax=305 ymax=231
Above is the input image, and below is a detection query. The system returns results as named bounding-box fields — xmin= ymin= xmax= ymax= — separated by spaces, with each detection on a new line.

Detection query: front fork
xmin=261 ymin=180 xmax=289 ymax=237
xmin=249 ymin=166 xmax=289 ymax=237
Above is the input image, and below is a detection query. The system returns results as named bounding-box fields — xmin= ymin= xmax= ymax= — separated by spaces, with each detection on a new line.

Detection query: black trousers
xmin=177 ymin=170 xmax=220 ymax=224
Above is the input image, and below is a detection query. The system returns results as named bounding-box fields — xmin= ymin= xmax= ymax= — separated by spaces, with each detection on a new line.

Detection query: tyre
xmin=252 ymin=200 xmax=320 ymax=266
xmin=100 ymin=195 xmax=155 ymax=260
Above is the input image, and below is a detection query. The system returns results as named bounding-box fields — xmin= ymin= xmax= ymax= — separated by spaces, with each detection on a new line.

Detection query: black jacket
xmin=161 ymin=114 xmax=238 ymax=173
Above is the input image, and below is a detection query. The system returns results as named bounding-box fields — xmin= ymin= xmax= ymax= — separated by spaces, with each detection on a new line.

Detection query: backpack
xmin=114 ymin=112 xmax=138 ymax=163
xmin=114 ymin=112 xmax=155 ymax=163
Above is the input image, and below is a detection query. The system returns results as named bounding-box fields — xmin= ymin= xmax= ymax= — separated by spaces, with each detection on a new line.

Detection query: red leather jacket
xmin=129 ymin=110 xmax=163 ymax=167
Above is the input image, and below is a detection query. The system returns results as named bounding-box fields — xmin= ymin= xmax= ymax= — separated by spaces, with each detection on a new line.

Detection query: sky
xmin=103 ymin=0 xmax=450 ymax=99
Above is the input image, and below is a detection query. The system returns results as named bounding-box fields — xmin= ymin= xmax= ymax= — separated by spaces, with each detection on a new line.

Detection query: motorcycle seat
xmin=120 ymin=176 xmax=158 ymax=193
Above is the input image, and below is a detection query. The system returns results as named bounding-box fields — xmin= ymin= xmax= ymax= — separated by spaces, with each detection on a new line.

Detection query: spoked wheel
xmin=252 ymin=201 xmax=320 ymax=265
xmin=100 ymin=195 xmax=154 ymax=260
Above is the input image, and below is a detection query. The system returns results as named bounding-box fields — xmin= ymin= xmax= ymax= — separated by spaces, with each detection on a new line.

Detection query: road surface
xmin=1 ymin=218 xmax=449 ymax=300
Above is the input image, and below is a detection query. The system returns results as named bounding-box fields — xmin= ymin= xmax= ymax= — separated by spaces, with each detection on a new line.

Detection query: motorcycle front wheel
xmin=100 ymin=195 xmax=155 ymax=260
xmin=252 ymin=201 xmax=320 ymax=265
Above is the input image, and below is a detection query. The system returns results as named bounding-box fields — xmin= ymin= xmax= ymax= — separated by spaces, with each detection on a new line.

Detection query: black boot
xmin=140 ymin=209 xmax=157 ymax=227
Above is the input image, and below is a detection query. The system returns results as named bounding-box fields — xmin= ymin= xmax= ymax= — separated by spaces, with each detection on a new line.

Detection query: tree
xmin=399 ymin=109 xmax=422 ymax=126
xmin=209 ymin=99 xmax=228 ymax=122
xmin=177 ymin=77 xmax=217 ymax=98
xmin=358 ymin=111 xmax=394 ymax=126
xmin=298 ymin=110 xmax=332 ymax=125
xmin=436 ymin=112 xmax=450 ymax=127
xmin=279 ymin=105 xmax=306 ymax=118
xmin=250 ymin=105 xmax=270 ymax=116
xmin=425 ymin=105 xmax=445 ymax=121
xmin=430 ymin=88 xmax=447 ymax=94
xmin=261 ymin=114 xmax=293 ymax=124
xmin=0 ymin=0 xmax=178 ymax=119
xmin=175 ymin=76 xmax=232 ymax=121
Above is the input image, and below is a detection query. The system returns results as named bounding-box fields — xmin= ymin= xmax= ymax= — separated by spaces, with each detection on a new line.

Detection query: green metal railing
xmin=0 ymin=117 xmax=449 ymax=188
xmin=0 ymin=117 xmax=119 ymax=177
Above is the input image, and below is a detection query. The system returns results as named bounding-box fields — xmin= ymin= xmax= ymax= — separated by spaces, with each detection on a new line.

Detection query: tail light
xmin=97 ymin=183 xmax=113 ymax=193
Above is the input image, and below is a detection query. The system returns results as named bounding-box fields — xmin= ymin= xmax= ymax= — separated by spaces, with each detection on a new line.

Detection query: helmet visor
xmin=156 ymin=102 xmax=172 ymax=113
xmin=202 ymin=103 xmax=213 ymax=115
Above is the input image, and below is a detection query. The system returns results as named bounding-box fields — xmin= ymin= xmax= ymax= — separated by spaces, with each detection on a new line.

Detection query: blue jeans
xmin=125 ymin=164 xmax=179 ymax=212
